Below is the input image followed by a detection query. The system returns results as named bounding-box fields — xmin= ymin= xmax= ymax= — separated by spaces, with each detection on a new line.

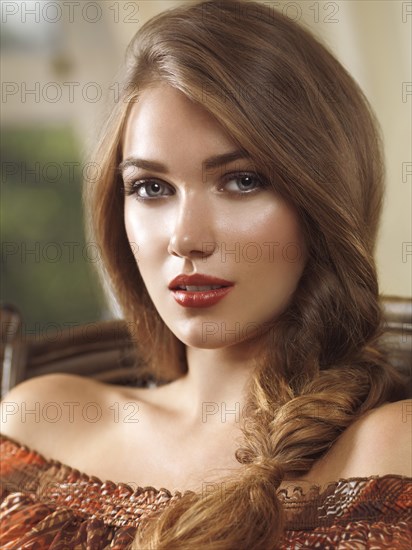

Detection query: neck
xmin=166 ymin=336 xmax=266 ymax=429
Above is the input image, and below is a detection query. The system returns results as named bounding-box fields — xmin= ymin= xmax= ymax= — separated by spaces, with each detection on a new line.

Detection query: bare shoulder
xmin=309 ymin=399 xmax=412 ymax=484
xmin=361 ymin=398 xmax=412 ymax=427
xmin=0 ymin=373 xmax=114 ymax=457
xmin=355 ymin=399 xmax=412 ymax=473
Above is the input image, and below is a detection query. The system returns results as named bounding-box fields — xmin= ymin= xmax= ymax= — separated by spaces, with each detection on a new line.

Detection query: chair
xmin=0 ymin=304 xmax=156 ymax=399
xmin=1 ymin=297 xmax=411 ymax=399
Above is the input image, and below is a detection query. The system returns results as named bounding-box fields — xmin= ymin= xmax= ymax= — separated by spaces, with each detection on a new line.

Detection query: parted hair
xmin=84 ymin=1 xmax=407 ymax=548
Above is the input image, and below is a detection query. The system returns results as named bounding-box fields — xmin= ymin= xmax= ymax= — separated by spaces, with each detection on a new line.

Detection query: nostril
xmin=167 ymin=231 xmax=217 ymax=259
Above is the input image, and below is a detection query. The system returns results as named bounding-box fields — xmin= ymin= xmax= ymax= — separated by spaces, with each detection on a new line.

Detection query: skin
xmin=1 ymin=83 xmax=410 ymax=494
xmin=121 ymin=83 xmax=308 ymax=425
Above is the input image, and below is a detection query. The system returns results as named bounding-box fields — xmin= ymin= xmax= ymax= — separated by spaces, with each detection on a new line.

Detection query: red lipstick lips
xmin=168 ymin=274 xmax=234 ymax=308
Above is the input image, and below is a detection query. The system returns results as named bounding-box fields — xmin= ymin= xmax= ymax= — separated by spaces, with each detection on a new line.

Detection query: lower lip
xmin=170 ymin=287 xmax=234 ymax=308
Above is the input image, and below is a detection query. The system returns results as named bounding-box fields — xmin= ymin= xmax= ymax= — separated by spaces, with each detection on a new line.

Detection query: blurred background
xmin=1 ymin=0 xmax=411 ymax=335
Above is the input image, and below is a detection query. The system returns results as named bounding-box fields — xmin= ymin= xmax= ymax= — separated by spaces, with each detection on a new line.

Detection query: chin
xmin=174 ymin=333 xmax=232 ymax=350
xmin=172 ymin=322 xmax=264 ymax=350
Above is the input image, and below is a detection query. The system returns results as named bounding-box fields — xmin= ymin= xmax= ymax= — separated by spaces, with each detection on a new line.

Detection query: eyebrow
xmin=118 ymin=150 xmax=250 ymax=175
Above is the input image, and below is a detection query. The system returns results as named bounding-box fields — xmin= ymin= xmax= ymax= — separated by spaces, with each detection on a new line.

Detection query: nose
xmin=167 ymin=194 xmax=217 ymax=260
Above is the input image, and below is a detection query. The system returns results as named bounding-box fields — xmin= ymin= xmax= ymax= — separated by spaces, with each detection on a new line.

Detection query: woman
xmin=1 ymin=0 xmax=411 ymax=548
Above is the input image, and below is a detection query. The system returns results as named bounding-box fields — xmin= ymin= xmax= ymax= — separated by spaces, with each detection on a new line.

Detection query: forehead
xmin=122 ymin=84 xmax=239 ymax=163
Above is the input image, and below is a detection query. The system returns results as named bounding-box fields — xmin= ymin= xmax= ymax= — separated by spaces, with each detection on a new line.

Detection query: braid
xmin=84 ymin=1 xmax=407 ymax=547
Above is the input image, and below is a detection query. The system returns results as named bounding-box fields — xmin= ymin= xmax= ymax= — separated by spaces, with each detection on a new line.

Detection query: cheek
xmin=218 ymin=201 xmax=306 ymax=266
xmin=124 ymin=207 xmax=153 ymax=283
xmin=124 ymin=203 xmax=167 ymax=259
xmin=262 ymin=210 xmax=307 ymax=276
xmin=240 ymin=207 xmax=307 ymax=321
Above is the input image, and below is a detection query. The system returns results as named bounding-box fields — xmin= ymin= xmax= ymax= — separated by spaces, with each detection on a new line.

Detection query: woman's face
xmin=121 ymin=83 xmax=308 ymax=349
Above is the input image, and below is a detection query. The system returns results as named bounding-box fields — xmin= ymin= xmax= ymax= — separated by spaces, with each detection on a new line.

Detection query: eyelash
xmin=123 ymin=172 xmax=269 ymax=201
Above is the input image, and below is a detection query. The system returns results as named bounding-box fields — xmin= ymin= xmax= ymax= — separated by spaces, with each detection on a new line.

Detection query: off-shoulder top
xmin=1 ymin=435 xmax=411 ymax=549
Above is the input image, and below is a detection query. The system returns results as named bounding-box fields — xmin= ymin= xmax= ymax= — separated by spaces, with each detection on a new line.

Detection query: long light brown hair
xmin=84 ymin=1 xmax=407 ymax=547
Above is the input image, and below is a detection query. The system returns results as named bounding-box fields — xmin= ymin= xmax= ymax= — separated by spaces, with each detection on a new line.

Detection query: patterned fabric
xmin=1 ymin=435 xmax=411 ymax=549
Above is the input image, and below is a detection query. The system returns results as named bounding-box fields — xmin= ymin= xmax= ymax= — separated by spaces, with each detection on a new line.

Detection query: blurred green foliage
xmin=1 ymin=126 xmax=106 ymax=329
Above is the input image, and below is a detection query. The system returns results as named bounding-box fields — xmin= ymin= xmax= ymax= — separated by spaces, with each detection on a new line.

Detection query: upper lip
xmin=168 ymin=274 xmax=234 ymax=290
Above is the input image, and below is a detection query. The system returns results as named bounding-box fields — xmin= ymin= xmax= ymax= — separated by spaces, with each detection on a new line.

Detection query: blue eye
xmin=123 ymin=172 xmax=268 ymax=201
xmin=223 ymin=173 xmax=266 ymax=193
xmin=125 ymin=180 xmax=173 ymax=199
